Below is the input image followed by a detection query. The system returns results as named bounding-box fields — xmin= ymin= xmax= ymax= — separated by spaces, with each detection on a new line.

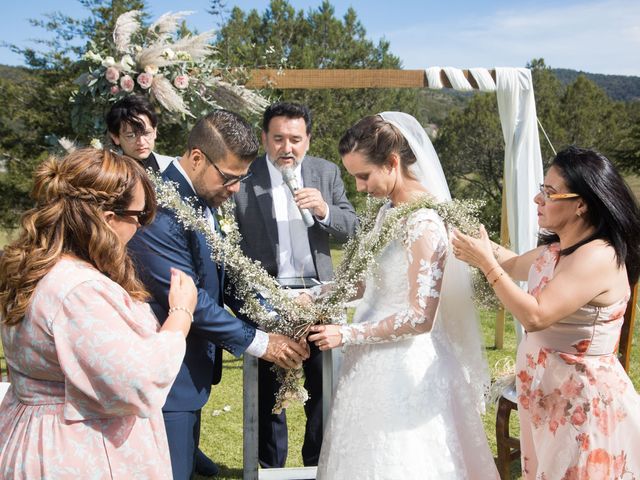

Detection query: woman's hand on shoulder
xmin=168 ymin=268 xmax=197 ymax=314
xmin=451 ymin=225 xmax=496 ymax=273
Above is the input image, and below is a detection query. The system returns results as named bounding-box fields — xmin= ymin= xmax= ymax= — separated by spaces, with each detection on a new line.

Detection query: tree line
xmin=1 ymin=0 xmax=638 ymax=236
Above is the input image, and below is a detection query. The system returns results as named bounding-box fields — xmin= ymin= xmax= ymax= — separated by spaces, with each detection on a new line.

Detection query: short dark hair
xmin=262 ymin=102 xmax=312 ymax=135
xmin=187 ymin=110 xmax=259 ymax=164
xmin=539 ymin=146 xmax=640 ymax=284
xmin=338 ymin=114 xmax=417 ymax=178
xmin=106 ymin=95 xmax=158 ymax=136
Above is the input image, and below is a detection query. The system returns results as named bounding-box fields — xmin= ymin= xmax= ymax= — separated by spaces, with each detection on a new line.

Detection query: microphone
xmin=281 ymin=167 xmax=315 ymax=228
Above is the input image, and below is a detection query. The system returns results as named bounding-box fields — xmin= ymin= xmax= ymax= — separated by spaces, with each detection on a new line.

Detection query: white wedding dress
xmin=316 ymin=204 xmax=499 ymax=480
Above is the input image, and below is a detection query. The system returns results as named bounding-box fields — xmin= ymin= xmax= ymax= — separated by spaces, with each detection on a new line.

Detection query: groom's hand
xmin=262 ymin=333 xmax=310 ymax=369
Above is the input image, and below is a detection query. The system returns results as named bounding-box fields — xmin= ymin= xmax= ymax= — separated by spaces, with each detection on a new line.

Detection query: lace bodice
xmin=341 ymin=204 xmax=449 ymax=346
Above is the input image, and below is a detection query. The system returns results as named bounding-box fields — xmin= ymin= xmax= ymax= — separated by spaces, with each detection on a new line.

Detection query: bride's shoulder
xmin=403 ymin=207 xmax=447 ymax=242
xmin=406 ymin=207 xmax=443 ymax=226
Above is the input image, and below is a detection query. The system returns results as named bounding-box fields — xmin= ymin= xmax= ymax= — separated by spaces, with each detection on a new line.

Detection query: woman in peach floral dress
xmin=0 ymin=149 xmax=197 ymax=479
xmin=453 ymin=146 xmax=640 ymax=479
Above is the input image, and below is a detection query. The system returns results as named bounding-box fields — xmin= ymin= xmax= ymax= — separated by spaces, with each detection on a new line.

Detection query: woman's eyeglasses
xmin=538 ymin=184 xmax=580 ymax=202
xmin=122 ymin=130 xmax=156 ymax=142
xmin=113 ymin=209 xmax=151 ymax=226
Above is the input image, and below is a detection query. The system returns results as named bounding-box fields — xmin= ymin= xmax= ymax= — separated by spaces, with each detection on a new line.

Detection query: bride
xmin=308 ymin=112 xmax=499 ymax=479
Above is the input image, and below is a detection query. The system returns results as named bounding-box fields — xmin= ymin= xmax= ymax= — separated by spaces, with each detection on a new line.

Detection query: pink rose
xmin=173 ymin=74 xmax=189 ymax=90
xmin=110 ymin=85 xmax=120 ymax=95
xmin=137 ymin=72 xmax=153 ymax=89
xmin=105 ymin=66 xmax=120 ymax=84
xmin=120 ymin=75 xmax=134 ymax=92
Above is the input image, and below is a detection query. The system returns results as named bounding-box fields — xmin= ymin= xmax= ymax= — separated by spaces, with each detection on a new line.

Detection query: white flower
xmin=144 ymin=64 xmax=159 ymax=75
xmin=101 ymin=56 xmax=116 ymax=68
xmin=119 ymin=54 xmax=135 ymax=72
xmin=83 ymin=51 xmax=103 ymax=63
xmin=162 ymin=48 xmax=175 ymax=59
xmin=90 ymin=138 xmax=103 ymax=149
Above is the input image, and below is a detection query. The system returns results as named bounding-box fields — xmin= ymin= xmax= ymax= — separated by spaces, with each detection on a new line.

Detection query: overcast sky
xmin=1 ymin=0 xmax=638 ymax=76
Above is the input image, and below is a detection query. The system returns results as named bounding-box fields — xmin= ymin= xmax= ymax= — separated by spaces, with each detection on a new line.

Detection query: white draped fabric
xmin=425 ymin=66 xmax=544 ymax=343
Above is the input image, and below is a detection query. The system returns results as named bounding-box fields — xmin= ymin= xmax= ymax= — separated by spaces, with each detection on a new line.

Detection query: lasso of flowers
xmin=151 ymin=173 xmax=482 ymax=412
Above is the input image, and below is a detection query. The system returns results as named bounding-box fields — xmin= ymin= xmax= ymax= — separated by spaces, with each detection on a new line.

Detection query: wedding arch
xmin=240 ymin=65 xmax=543 ymax=480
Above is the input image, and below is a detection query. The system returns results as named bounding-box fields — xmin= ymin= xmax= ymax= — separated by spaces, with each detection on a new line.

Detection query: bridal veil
xmin=379 ymin=111 xmax=490 ymax=413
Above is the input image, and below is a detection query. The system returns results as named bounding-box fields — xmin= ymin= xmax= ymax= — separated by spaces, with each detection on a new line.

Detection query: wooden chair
xmin=495 ymin=281 xmax=638 ymax=480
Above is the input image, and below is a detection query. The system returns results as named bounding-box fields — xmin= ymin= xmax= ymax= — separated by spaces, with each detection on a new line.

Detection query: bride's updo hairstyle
xmin=338 ymin=115 xmax=418 ymax=179
xmin=0 ymin=148 xmax=157 ymax=326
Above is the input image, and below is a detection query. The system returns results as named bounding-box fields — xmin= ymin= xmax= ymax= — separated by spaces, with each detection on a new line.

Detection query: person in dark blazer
xmin=234 ymin=102 xmax=358 ymax=468
xmin=106 ymin=94 xmax=175 ymax=173
xmin=129 ymin=110 xmax=309 ymax=480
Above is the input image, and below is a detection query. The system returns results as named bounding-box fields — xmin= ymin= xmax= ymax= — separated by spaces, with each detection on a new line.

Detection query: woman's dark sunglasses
xmin=113 ymin=209 xmax=151 ymax=226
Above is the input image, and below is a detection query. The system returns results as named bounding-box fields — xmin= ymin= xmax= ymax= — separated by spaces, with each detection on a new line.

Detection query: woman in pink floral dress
xmin=453 ymin=146 xmax=640 ymax=479
xmin=0 ymin=148 xmax=197 ymax=479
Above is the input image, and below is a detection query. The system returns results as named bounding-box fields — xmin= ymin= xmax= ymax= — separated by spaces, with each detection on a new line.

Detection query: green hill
xmin=552 ymin=68 xmax=640 ymax=102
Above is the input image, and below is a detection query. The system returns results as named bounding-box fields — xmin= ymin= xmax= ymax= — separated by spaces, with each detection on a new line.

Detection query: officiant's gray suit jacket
xmin=234 ymin=155 xmax=358 ymax=281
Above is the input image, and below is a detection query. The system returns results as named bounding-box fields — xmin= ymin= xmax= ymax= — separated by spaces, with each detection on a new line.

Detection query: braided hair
xmin=0 ymin=148 xmax=157 ymax=325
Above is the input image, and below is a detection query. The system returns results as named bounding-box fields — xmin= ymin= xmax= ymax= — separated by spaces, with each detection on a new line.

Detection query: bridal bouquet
xmin=70 ymin=10 xmax=267 ymax=139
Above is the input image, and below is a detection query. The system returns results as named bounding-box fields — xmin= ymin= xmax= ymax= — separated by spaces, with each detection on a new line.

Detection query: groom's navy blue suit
xmin=129 ymin=163 xmax=257 ymax=479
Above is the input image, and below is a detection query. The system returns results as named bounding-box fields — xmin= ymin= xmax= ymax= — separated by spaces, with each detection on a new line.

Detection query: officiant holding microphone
xmin=234 ymin=102 xmax=358 ymax=468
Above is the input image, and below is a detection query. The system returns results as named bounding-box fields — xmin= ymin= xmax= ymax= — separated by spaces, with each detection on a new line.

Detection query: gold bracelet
xmin=485 ymin=264 xmax=500 ymax=278
xmin=491 ymin=271 xmax=505 ymax=287
xmin=168 ymin=306 xmax=194 ymax=323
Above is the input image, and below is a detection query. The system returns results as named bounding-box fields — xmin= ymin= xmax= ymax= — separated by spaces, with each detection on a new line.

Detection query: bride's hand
xmin=308 ymin=324 xmax=343 ymax=351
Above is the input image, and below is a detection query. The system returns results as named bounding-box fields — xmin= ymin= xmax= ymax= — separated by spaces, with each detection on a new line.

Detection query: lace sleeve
xmin=340 ymin=209 xmax=448 ymax=345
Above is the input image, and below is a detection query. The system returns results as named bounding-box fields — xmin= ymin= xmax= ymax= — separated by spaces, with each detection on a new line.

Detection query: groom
xmin=129 ymin=109 xmax=309 ymax=480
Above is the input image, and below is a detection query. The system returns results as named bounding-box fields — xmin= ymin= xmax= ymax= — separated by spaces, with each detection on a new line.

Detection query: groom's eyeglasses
xmin=195 ymin=148 xmax=252 ymax=187
xmin=212 ymin=163 xmax=253 ymax=187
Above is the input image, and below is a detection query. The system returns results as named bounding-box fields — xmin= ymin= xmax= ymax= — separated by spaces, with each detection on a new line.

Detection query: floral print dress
xmin=0 ymin=257 xmax=186 ymax=479
xmin=516 ymin=243 xmax=640 ymax=479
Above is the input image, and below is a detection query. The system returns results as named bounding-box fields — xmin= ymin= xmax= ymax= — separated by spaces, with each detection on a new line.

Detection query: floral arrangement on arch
xmin=70 ymin=10 xmax=267 ymax=139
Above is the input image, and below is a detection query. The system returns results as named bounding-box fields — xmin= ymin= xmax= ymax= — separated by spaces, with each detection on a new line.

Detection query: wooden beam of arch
xmin=243 ymin=68 xmax=496 ymax=90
